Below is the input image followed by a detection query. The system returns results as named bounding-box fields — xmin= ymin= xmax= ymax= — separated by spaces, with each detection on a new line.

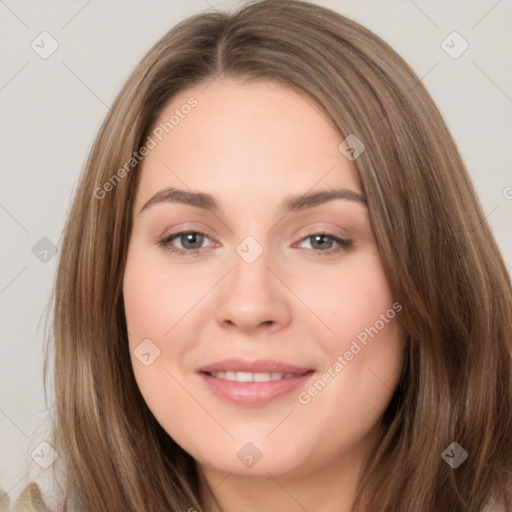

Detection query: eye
xmin=295 ymin=232 xmax=352 ymax=254
xmin=157 ymin=230 xmax=351 ymax=256
xmin=158 ymin=231 xmax=215 ymax=255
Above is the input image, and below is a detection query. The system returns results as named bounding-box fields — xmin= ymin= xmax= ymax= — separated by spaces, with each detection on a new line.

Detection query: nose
xmin=215 ymin=244 xmax=291 ymax=335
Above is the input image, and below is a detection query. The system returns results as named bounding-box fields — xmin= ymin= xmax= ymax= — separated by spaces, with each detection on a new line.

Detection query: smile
xmin=197 ymin=359 xmax=315 ymax=406
xmin=205 ymin=371 xmax=305 ymax=382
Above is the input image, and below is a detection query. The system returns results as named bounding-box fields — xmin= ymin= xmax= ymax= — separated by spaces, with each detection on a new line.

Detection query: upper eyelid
xmin=164 ymin=227 xmax=347 ymax=238
xmin=162 ymin=221 xmax=350 ymax=238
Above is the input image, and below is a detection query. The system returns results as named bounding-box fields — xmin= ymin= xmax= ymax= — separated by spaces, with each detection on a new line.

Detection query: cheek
xmin=123 ymin=269 xmax=172 ymax=341
xmin=122 ymin=248 xmax=183 ymax=393
xmin=122 ymin=246 xmax=218 ymax=400
xmin=299 ymin=251 xmax=398 ymax=350
xmin=122 ymin=250 xmax=198 ymax=425
xmin=123 ymin=249 xmax=203 ymax=345
xmin=296 ymin=252 xmax=405 ymax=408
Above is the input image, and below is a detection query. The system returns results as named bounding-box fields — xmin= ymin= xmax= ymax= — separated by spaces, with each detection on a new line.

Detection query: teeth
xmin=208 ymin=371 xmax=299 ymax=382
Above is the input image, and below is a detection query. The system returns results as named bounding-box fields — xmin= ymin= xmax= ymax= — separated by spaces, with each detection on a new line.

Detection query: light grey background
xmin=1 ymin=0 xmax=511 ymax=504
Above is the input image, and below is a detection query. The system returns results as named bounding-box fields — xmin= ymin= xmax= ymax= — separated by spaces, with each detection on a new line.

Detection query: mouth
xmin=204 ymin=371 xmax=307 ymax=382
xmin=196 ymin=359 xmax=315 ymax=406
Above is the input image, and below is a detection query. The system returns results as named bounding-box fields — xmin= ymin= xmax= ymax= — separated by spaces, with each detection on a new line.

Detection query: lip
xmin=196 ymin=358 xmax=315 ymax=406
xmin=197 ymin=358 xmax=312 ymax=374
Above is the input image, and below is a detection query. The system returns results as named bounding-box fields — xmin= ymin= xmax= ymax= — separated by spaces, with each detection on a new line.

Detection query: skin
xmin=123 ymin=78 xmax=405 ymax=512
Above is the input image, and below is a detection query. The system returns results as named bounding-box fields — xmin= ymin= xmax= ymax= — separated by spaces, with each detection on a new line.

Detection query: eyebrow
xmin=138 ymin=186 xmax=367 ymax=215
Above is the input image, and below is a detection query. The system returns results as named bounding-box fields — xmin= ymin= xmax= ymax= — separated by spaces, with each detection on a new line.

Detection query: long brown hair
xmin=46 ymin=1 xmax=512 ymax=510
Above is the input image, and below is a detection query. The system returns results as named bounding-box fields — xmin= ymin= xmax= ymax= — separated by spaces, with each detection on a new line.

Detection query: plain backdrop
xmin=1 ymin=0 xmax=511 ymax=503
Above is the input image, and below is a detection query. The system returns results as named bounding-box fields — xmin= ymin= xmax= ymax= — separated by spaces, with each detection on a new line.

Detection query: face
xmin=123 ymin=78 xmax=405 ymax=481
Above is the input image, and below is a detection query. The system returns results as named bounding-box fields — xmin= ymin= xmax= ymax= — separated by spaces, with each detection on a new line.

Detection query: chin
xmin=197 ymin=451 xmax=304 ymax=477
xmin=186 ymin=431 xmax=317 ymax=478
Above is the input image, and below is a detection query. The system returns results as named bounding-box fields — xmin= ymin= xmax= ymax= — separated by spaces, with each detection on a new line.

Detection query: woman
xmin=10 ymin=0 xmax=511 ymax=510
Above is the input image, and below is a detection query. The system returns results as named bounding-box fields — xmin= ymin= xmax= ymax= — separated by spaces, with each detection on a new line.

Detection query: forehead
xmin=134 ymin=78 xmax=361 ymax=211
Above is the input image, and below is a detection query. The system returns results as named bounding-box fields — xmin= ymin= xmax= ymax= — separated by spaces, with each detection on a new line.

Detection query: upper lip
xmin=197 ymin=358 xmax=313 ymax=374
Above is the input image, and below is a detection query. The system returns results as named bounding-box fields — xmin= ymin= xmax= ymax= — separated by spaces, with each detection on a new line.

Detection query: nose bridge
xmin=230 ymin=235 xmax=274 ymax=300
xmin=215 ymin=234 xmax=290 ymax=331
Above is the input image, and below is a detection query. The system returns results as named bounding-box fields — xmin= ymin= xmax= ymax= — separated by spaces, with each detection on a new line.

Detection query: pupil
xmin=312 ymin=234 xmax=331 ymax=250
xmin=183 ymin=233 xmax=202 ymax=249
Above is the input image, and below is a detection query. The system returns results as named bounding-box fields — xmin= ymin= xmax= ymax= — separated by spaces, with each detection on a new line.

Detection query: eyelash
xmin=157 ymin=230 xmax=352 ymax=256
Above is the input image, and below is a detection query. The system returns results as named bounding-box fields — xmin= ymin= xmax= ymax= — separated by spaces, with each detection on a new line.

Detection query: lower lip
xmin=199 ymin=372 xmax=315 ymax=406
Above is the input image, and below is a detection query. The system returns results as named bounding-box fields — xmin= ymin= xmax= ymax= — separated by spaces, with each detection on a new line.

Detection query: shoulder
xmin=0 ymin=482 xmax=51 ymax=512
